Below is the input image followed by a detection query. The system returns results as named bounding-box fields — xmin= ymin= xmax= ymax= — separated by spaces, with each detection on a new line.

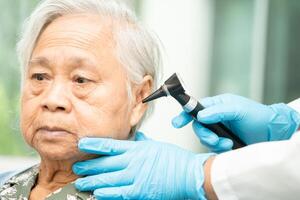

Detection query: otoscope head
xmin=164 ymin=73 xmax=185 ymax=97
xmin=142 ymin=73 xmax=185 ymax=103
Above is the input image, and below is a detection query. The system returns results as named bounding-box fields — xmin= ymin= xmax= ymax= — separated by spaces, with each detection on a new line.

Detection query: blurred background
xmin=0 ymin=0 xmax=300 ymax=170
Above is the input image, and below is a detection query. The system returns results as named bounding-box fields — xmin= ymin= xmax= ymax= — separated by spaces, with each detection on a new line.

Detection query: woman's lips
xmin=37 ymin=126 xmax=74 ymax=137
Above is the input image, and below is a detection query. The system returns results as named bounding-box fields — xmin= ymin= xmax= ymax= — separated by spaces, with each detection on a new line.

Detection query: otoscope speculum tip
xmin=142 ymin=86 xmax=167 ymax=103
xmin=142 ymin=73 xmax=185 ymax=103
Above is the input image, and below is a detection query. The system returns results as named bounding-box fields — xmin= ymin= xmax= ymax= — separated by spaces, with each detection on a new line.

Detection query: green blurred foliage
xmin=0 ymin=84 xmax=23 ymax=155
xmin=0 ymin=0 xmax=39 ymax=156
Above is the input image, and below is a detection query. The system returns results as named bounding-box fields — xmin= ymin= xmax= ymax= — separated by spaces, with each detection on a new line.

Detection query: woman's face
xmin=20 ymin=14 xmax=148 ymax=161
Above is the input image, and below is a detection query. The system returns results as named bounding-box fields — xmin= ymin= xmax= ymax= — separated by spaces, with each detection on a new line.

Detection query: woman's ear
xmin=129 ymin=75 xmax=153 ymax=127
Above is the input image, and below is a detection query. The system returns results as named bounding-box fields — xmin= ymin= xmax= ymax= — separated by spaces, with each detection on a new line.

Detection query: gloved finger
xmin=200 ymin=93 xmax=238 ymax=108
xmin=172 ymin=111 xmax=193 ymax=128
xmin=134 ymin=131 xmax=150 ymax=141
xmin=75 ymin=169 xmax=132 ymax=192
xmin=200 ymin=94 xmax=227 ymax=107
xmin=192 ymin=121 xmax=219 ymax=146
xmin=94 ymin=185 xmax=132 ymax=200
xmin=73 ymin=154 xmax=128 ymax=176
xmin=197 ymin=104 xmax=243 ymax=124
xmin=78 ymin=138 xmax=136 ymax=156
xmin=207 ymin=137 xmax=233 ymax=153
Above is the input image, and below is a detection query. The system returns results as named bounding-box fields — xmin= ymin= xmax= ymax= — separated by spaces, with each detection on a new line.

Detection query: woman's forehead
xmin=29 ymin=55 xmax=98 ymax=70
xmin=31 ymin=14 xmax=118 ymax=68
xmin=33 ymin=14 xmax=115 ymax=53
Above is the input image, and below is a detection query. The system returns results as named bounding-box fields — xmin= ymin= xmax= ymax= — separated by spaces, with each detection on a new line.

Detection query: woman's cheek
xmin=20 ymin=97 xmax=39 ymax=146
xmin=20 ymin=112 xmax=34 ymax=146
xmin=23 ymin=77 xmax=49 ymax=96
xmin=74 ymin=108 xmax=112 ymax=138
xmin=72 ymin=81 xmax=131 ymax=138
xmin=72 ymin=101 xmax=121 ymax=139
xmin=72 ymin=82 xmax=99 ymax=99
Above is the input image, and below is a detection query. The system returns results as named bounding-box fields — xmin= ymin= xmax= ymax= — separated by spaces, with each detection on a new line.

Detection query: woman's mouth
xmin=37 ymin=126 xmax=74 ymax=137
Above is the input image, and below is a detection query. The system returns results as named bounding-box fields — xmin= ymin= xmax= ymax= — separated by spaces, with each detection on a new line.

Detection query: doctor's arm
xmin=210 ymin=133 xmax=300 ymax=199
xmin=201 ymin=132 xmax=300 ymax=200
xmin=203 ymin=157 xmax=218 ymax=200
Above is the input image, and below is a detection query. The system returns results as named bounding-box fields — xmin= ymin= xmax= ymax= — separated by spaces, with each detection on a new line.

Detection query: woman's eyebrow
xmin=70 ymin=56 xmax=99 ymax=70
xmin=29 ymin=57 xmax=50 ymax=67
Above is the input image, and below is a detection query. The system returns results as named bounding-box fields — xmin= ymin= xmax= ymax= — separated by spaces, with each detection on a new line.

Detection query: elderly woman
xmin=0 ymin=0 xmax=161 ymax=199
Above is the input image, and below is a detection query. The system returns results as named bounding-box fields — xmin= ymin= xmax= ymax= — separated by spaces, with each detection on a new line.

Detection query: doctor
xmin=73 ymin=94 xmax=300 ymax=200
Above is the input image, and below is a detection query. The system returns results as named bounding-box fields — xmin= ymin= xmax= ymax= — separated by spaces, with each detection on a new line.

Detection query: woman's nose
xmin=40 ymin=82 xmax=72 ymax=113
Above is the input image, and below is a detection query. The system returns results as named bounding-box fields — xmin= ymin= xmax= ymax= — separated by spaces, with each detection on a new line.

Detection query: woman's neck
xmin=37 ymin=158 xmax=79 ymax=190
xmin=29 ymin=152 xmax=97 ymax=200
xmin=29 ymin=158 xmax=79 ymax=200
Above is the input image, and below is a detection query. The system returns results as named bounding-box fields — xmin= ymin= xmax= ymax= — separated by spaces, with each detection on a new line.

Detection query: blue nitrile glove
xmin=172 ymin=93 xmax=300 ymax=152
xmin=73 ymin=133 xmax=214 ymax=200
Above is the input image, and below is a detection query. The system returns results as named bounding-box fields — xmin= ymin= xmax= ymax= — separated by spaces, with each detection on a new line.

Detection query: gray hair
xmin=17 ymin=0 xmax=162 ymax=135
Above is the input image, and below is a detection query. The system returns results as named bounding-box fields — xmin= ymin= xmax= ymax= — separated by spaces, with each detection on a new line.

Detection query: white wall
xmin=0 ymin=156 xmax=39 ymax=172
xmin=139 ymin=0 xmax=214 ymax=152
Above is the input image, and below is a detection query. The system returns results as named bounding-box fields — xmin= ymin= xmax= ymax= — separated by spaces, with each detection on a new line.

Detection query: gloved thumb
xmin=78 ymin=137 xmax=135 ymax=155
xmin=197 ymin=104 xmax=243 ymax=124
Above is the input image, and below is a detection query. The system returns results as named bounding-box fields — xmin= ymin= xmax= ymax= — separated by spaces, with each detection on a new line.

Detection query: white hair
xmin=17 ymin=0 xmax=163 ymax=135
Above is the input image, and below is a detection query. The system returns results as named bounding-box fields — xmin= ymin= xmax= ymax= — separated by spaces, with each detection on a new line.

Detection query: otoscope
xmin=142 ymin=73 xmax=246 ymax=149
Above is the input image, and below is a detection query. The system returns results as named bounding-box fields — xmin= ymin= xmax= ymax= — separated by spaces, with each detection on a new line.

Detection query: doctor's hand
xmin=172 ymin=93 xmax=300 ymax=152
xmin=73 ymin=133 xmax=213 ymax=200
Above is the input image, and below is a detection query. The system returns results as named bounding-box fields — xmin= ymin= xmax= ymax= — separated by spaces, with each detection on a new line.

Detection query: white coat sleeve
xmin=211 ymin=98 xmax=300 ymax=200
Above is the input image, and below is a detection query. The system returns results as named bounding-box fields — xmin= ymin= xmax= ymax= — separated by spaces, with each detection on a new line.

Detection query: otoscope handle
xmin=174 ymin=94 xmax=246 ymax=149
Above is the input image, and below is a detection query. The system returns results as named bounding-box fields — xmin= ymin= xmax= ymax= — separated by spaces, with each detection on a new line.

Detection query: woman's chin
xmin=31 ymin=135 xmax=84 ymax=161
xmin=37 ymin=147 xmax=84 ymax=161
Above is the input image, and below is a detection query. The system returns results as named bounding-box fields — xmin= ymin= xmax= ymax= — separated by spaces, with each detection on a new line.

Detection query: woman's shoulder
xmin=0 ymin=170 xmax=19 ymax=186
xmin=0 ymin=165 xmax=37 ymax=187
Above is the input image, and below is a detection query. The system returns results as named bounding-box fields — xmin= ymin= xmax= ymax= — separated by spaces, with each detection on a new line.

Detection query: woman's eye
xmin=31 ymin=73 xmax=47 ymax=81
xmin=74 ymin=76 xmax=91 ymax=84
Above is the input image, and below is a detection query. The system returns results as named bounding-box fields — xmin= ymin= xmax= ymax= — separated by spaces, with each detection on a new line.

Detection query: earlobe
xmin=130 ymin=75 xmax=153 ymax=127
